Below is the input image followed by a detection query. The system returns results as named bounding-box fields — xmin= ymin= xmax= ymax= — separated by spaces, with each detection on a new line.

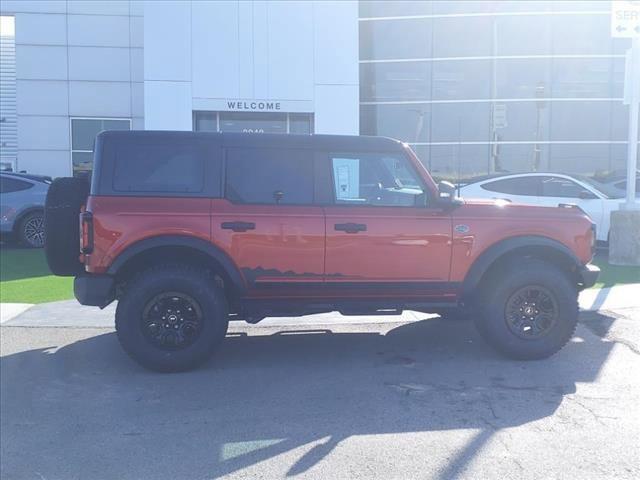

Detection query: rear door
xmin=322 ymin=151 xmax=453 ymax=300
xmin=211 ymin=146 xmax=325 ymax=297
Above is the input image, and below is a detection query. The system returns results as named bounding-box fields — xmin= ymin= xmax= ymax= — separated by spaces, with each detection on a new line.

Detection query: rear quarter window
xmin=109 ymin=138 xmax=222 ymax=197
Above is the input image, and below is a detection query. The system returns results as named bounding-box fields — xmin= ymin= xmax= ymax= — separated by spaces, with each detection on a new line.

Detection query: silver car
xmin=0 ymin=172 xmax=51 ymax=247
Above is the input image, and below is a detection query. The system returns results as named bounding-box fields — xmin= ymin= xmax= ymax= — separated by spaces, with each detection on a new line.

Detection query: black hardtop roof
xmin=97 ymin=130 xmax=406 ymax=153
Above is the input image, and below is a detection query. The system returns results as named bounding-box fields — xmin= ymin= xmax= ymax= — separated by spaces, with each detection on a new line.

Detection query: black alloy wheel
xmin=504 ymin=285 xmax=558 ymax=340
xmin=141 ymin=292 xmax=204 ymax=350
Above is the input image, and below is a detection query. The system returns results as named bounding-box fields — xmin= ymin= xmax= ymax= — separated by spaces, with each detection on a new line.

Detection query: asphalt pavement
xmin=1 ymin=307 xmax=639 ymax=480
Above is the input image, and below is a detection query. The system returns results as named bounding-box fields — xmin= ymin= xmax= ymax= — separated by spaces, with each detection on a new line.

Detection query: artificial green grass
xmin=0 ymin=247 xmax=638 ymax=305
xmin=0 ymin=248 xmax=73 ymax=304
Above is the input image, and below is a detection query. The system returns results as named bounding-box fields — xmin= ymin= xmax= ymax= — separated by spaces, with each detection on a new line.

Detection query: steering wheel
xmin=366 ymin=182 xmax=384 ymax=204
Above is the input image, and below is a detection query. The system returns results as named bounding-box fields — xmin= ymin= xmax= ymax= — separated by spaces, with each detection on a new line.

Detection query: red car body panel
xmin=449 ymin=202 xmax=593 ymax=282
xmin=85 ymin=195 xmax=593 ymax=302
xmin=86 ymin=196 xmax=211 ymax=274
xmin=210 ymin=199 xmax=325 ymax=298
xmin=323 ymin=205 xmax=454 ymax=299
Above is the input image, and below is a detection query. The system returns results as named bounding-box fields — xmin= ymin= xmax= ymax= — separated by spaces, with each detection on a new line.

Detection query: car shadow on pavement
xmin=0 ymin=313 xmax=620 ymax=480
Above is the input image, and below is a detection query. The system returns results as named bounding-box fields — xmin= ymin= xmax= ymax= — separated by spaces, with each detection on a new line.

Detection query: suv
xmin=45 ymin=131 xmax=599 ymax=372
xmin=1 ymin=172 xmax=51 ymax=247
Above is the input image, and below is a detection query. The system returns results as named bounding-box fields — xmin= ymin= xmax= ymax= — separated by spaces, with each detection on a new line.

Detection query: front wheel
xmin=115 ymin=264 xmax=229 ymax=372
xmin=475 ymin=259 xmax=578 ymax=360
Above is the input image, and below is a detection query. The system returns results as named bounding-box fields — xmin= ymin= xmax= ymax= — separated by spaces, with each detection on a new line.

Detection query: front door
xmin=211 ymin=146 xmax=325 ymax=297
xmin=323 ymin=152 xmax=453 ymax=300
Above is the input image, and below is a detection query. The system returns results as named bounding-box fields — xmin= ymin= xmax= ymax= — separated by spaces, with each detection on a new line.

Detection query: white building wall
xmin=144 ymin=0 xmax=359 ymax=134
xmin=1 ymin=0 xmax=142 ymax=177
xmin=1 ymin=0 xmax=359 ymax=176
xmin=143 ymin=0 xmax=191 ymax=130
xmin=0 ymin=18 xmax=17 ymax=170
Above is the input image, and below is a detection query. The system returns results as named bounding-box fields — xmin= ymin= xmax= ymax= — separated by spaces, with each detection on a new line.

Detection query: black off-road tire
xmin=115 ymin=264 xmax=229 ymax=372
xmin=17 ymin=210 xmax=45 ymax=248
xmin=44 ymin=177 xmax=90 ymax=276
xmin=475 ymin=259 xmax=578 ymax=360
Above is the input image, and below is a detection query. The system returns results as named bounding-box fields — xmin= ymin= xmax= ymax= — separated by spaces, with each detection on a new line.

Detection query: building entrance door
xmin=194 ymin=111 xmax=314 ymax=134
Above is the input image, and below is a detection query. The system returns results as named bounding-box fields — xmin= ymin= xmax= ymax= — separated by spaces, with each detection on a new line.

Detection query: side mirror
xmin=437 ymin=181 xmax=463 ymax=208
xmin=437 ymin=181 xmax=457 ymax=205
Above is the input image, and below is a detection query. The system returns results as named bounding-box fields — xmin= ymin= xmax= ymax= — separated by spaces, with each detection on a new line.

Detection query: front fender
xmin=462 ymin=235 xmax=582 ymax=297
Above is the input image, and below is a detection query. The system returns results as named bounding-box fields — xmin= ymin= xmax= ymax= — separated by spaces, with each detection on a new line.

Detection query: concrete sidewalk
xmin=2 ymin=283 xmax=638 ymax=328
xmin=0 ymin=303 xmax=33 ymax=324
xmin=578 ymin=283 xmax=640 ymax=312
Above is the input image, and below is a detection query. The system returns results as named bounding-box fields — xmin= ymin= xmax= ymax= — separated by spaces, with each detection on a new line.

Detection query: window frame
xmin=222 ymin=146 xmax=317 ymax=206
xmin=94 ymin=133 xmax=223 ymax=199
xmin=326 ymin=150 xmax=431 ymax=208
xmin=70 ymin=117 xmax=131 ymax=177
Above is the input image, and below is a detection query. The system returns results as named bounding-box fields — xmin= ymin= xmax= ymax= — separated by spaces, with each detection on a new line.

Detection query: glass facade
xmin=359 ymin=1 xmax=635 ymax=181
xmin=193 ymin=112 xmax=314 ymax=135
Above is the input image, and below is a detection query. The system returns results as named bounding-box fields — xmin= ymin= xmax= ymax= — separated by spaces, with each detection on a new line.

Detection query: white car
xmin=459 ymin=173 xmax=626 ymax=243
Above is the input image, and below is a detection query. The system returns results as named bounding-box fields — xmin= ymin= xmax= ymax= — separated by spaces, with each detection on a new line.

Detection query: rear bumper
xmin=74 ymin=274 xmax=115 ymax=308
xmin=578 ymin=263 xmax=600 ymax=289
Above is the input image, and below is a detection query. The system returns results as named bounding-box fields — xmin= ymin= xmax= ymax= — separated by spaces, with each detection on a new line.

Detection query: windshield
xmin=574 ymin=175 xmax=625 ymax=199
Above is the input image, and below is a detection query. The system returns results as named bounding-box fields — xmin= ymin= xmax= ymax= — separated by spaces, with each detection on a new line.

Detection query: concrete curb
xmin=0 ymin=303 xmax=34 ymax=324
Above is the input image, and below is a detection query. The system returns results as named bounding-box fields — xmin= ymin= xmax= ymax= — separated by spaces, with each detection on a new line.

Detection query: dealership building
xmin=0 ymin=0 xmax=636 ymax=179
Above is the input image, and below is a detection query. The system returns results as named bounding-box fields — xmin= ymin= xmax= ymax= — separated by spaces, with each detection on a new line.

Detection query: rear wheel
xmin=18 ymin=211 xmax=45 ymax=248
xmin=475 ymin=259 xmax=578 ymax=360
xmin=115 ymin=264 xmax=229 ymax=372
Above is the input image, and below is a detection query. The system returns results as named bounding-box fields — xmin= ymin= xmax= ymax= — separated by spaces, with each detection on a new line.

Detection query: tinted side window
xmin=225 ymin=148 xmax=314 ymax=205
xmin=330 ymin=153 xmax=426 ymax=207
xmin=480 ymin=177 xmax=540 ymax=196
xmin=113 ymin=140 xmax=217 ymax=195
xmin=540 ymin=176 xmax=590 ymax=198
xmin=0 ymin=177 xmax=32 ymax=193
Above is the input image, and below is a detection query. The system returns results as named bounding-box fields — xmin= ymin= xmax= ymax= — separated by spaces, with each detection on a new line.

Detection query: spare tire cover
xmin=44 ymin=177 xmax=90 ymax=276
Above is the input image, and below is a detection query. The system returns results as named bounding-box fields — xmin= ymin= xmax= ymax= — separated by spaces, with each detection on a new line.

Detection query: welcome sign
xmin=192 ymin=98 xmax=314 ymax=113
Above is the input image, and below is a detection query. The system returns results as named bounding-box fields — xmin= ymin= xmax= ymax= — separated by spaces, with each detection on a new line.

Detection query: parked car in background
xmin=591 ymin=169 xmax=640 ymax=198
xmin=603 ymin=176 xmax=640 ymax=198
xmin=459 ymin=172 xmax=624 ymax=243
xmin=0 ymin=172 xmax=51 ymax=247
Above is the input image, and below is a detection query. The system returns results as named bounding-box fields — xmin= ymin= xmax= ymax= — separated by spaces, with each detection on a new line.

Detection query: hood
xmin=457 ymin=197 xmax=591 ymax=221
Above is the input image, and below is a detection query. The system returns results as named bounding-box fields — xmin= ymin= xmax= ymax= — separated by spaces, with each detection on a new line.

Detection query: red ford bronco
xmin=45 ymin=131 xmax=599 ymax=372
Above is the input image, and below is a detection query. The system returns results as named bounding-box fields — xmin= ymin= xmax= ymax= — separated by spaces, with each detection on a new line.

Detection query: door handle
xmin=221 ymin=221 xmax=255 ymax=232
xmin=335 ymin=222 xmax=367 ymax=233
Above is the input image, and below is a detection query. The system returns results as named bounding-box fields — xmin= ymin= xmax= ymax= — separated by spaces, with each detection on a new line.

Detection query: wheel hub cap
xmin=141 ymin=292 xmax=203 ymax=350
xmin=505 ymin=285 xmax=558 ymax=340
xmin=24 ymin=217 xmax=45 ymax=247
